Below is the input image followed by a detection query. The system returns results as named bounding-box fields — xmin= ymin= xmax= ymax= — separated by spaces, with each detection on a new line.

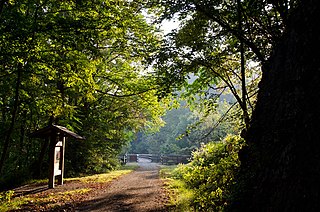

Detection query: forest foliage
xmin=145 ymin=0 xmax=301 ymax=211
xmin=129 ymin=99 xmax=240 ymax=156
xmin=176 ymin=135 xmax=243 ymax=210
xmin=161 ymin=135 xmax=244 ymax=211
xmin=0 ymin=1 xmax=305 ymax=211
xmin=0 ymin=0 xmax=165 ymax=188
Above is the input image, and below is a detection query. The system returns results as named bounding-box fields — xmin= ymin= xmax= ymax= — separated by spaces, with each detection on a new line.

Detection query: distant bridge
xmin=120 ymin=154 xmax=191 ymax=165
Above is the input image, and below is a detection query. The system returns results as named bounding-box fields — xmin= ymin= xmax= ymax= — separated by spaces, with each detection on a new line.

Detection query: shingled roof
xmin=30 ymin=124 xmax=84 ymax=140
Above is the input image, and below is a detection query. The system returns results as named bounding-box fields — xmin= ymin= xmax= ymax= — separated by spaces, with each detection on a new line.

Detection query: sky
xmin=160 ymin=19 xmax=180 ymax=35
xmin=142 ymin=9 xmax=180 ymax=35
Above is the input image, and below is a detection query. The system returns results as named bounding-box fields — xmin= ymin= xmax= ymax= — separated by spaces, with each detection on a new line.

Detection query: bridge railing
xmin=137 ymin=154 xmax=162 ymax=163
xmin=160 ymin=154 xmax=190 ymax=165
xmin=120 ymin=154 xmax=191 ymax=165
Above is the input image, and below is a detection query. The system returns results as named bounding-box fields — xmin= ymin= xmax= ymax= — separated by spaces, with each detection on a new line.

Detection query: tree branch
xmin=200 ymin=101 xmax=238 ymax=141
xmin=96 ymin=87 xmax=155 ymax=98
xmin=192 ymin=1 xmax=266 ymax=64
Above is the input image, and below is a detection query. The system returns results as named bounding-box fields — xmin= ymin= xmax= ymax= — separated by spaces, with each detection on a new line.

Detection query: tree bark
xmin=231 ymin=0 xmax=320 ymax=211
xmin=237 ymin=0 xmax=250 ymax=129
xmin=0 ymin=64 xmax=22 ymax=174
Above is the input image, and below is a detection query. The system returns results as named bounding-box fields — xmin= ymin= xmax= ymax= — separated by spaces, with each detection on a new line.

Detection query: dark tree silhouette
xmin=232 ymin=0 xmax=320 ymax=211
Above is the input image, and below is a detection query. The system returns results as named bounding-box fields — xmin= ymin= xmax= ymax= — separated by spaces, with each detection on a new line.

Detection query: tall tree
xmin=147 ymin=0 xmax=294 ymax=128
xmin=147 ymin=0 xmax=320 ymax=210
xmin=0 ymin=0 xmax=163 ymax=184
xmin=231 ymin=0 xmax=320 ymax=210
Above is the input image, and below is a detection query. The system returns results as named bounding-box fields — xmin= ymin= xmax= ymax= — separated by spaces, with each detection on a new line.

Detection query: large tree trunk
xmin=231 ymin=1 xmax=320 ymax=211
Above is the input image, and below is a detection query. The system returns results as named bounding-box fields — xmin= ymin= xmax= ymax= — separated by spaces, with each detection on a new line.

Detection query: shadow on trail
xmin=126 ymin=186 xmax=153 ymax=191
xmin=77 ymin=193 xmax=137 ymax=212
xmin=75 ymin=161 xmax=169 ymax=212
xmin=13 ymin=184 xmax=49 ymax=197
xmin=77 ymin=191 xmax=161 ymax=212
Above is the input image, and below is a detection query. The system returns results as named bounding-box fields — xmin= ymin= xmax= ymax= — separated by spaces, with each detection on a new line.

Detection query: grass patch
xmin=160 ymin=165 xmax=194 ymax=212
xmin=0 ymin=197 xmax=28 ymax=212
xmin=28 ymin=188 xmax=92 ymax=205
xmin=0 ymin=190 xmax=25 ymax=212
xmin=65 ymin=164 xmax=137 ymax=183
xmin=1 ymin=164 xmax=137 ymax=211
xmin=120 ymin=163 xmax=139 ymax=171
xmin=65 ymin=170 xmax=132 ymax=183
xmin=25 ymin=178 xmax=48 ymax=185
xmin=0 ymin=188 xmax=92 ymax=212
xmin=159 ymin=165 xmax=177 ymax=178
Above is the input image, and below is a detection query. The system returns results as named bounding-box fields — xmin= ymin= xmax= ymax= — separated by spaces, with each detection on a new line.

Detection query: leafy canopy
xmin=0 ymin=0 xmax=165 ymax=184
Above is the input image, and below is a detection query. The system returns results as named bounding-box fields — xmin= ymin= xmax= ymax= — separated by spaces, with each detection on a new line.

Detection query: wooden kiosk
xmin=30 ymin=125 xmax=84 ymax=188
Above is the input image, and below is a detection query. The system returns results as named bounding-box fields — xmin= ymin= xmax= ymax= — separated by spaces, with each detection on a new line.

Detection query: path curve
xmin=76 ymin=160 xmax=169 ymax=212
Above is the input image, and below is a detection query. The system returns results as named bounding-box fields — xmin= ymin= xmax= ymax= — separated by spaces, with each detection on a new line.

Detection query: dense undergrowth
xmin=161 ymin=135 xmax=244 ymax=211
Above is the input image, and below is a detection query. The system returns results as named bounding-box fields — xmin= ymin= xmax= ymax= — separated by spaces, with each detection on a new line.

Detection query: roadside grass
xmin=160 ymin=165 xmax=194 ymax=212
xmin=117 ymin=163 xmax=139 ymax=171
xmin=25 ymin=178 xmax=47 ymax=185
xmin=0 ymin=164 xmax=138 ymax=212
xmin=65 ymin=169 xmax=133 ymax=183
xmin=1 ymin=188 xmax=93 ymax=211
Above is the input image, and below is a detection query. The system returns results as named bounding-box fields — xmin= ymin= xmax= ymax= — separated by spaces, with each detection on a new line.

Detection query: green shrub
xmin=173 ymin=135 xmax=244 ymax=211
xmin=0 ymin=190 xmax=14 ymax=203
xmin=0 ymin=190 xmax=18 ymax=211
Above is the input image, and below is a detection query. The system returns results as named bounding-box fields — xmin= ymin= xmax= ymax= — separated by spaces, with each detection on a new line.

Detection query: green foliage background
xmin=0 ymin=0 xmax=164 ymax=189
xmin=129 ymin=98 xmax=240 ymax=156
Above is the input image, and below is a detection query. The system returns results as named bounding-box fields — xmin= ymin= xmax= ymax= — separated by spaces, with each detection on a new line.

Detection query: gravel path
xmin=76 ymin=159 xmax=169 ymax=212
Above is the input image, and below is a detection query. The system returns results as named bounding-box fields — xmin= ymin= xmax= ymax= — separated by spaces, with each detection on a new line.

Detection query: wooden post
xmin=48 ymin=133 xmax=57 ymax=189
xmin=57 ymin=136 xmax=65 ymax=185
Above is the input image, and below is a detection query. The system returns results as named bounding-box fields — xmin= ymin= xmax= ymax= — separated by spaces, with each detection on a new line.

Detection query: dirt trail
xmin=76 ymin=159 xmax=169 ymax=212
xmin=11 ymin=159 xmax=170 ymax=211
